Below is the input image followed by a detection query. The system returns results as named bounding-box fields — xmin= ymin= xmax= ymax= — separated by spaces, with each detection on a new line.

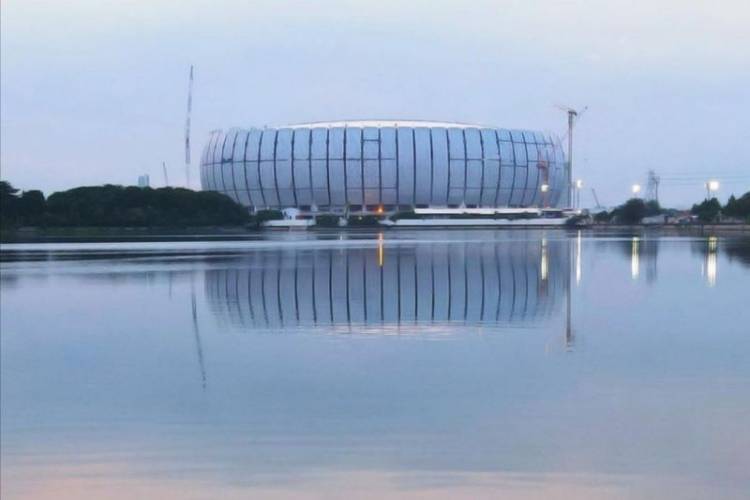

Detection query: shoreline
xmin=1 ymin=223 xmax=749 ymax=244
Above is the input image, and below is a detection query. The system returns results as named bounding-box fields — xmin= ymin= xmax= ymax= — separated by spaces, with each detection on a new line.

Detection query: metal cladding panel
xmin=363 ymin=133 xmax=379 ymax=159
xmin=310 ymin=128 xmax=329 ymax=205
xmin=208 ymin=131 xmax=225 ymax=191
xmin=200 ymin=123 xmax=566 ymax=210
xmin=274 ymin=129 xmax=295 ymax=206
xmin=380 ymin=128 xmax=397 ymax=190
xmin=235 ymin=187 xmax=251 ymax=205
xmin=465 ymin=129 xmax=483 ymax=204
xmin=212 ymin=131 xmax=225 ymax=164
xmin=498 ymin=140 xmax=514 ymax=166
xmin=310 ymin=128 xmax=327 ymax=159
xmin=311 ymin=159 xmax=329 ymax=205
xmin=259 ymin=130 xmax=279 ymax=206
xmin=231 ymin=131 xmax=249 ymax=201
xmin=481 ymin=129 xmax=500 ymax=206
xmin=413 ymin=128 xmax=432 ymax=205
xmin=345 ymin=128 xmax=363 ymax=204
xmin=293 ymin=128 xmax=310 ymax=159
xmin=396 ymin=128 xmax=415 ymax=205
xmin=465 ymin=128 xmax=482 ymax=159
xmin=447 ymin=128 xmax=465 ymax=205
xmin=522 ymin=131 xmax=537 ymax=145
xmin=293 ymin=129 xmax=312 ymax=204
xmin=222 ymin=128 xmax=239 ymax=162
xmin=201 ymin=131 xmax=215 ymax=167
xmin=200 ymin=132 xmax=218 ymax=189
xmin=510 ymin=140 xmax=527 ymax=206
xmin=363 ymin=159 xmax=379 ymax=205
xmin=243 ymin=130 xmax=263 ymax=206
xmin=346 ymin=159 xmax=363 ymax=204
xmin=430 ymin=128 xmax=448 ymax=205
xmin=363 ymin=128 xmax=381 ymax=205
xmin=327 ymin=128 xmax=346 ymax=207
xmin=244 ymin=129 xmax=263 ymax=161
xmin=220 ymin=163 xmax=236 ymax=200
xmin=345 ymin=128 xmax=361 ymax=159
xmin=525 ymin=143 xmax=540 ymax=206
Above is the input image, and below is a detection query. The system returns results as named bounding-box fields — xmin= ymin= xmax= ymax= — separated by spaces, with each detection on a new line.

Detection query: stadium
xmin=200 ymin=120 xmax=566 ymax=214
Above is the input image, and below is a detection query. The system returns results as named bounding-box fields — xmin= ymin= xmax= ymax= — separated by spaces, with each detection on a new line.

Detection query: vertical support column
xmin=567 ymin=111 xmax=574 ymax=208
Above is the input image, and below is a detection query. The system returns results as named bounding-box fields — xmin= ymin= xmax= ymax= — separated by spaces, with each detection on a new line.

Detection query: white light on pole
xmin=540 ymin=184 xmax=549 ymax=193
xmin=706 ymin=180 xmax=720 ymax=200
xmin=632 ymin=184 xmax=641 ymax=196
xmin=574 ymin=179 xmax=584 ymax=208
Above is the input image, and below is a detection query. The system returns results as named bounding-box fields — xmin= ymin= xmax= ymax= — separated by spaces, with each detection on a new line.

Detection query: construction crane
xmin=590 ymin=188 xmax=603 ymax=209
xmin=556 ymin=105 xmax=588 ymax=207
xmin=185 ymin=65 xmax=194 ymax=189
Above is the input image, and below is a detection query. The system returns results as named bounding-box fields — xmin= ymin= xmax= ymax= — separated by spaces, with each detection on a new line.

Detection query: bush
xmin=254 ymin=209 xmax=284 ymax=222
xmin=347 ymin=214 xmax=380 ymax=226
xmin=390 ymin=209 xmax=420 ymax=221
xmin=593 ymin=210 xmax=612 ymax=223
xmin=315 ymin=214 xmax=341 ymax=227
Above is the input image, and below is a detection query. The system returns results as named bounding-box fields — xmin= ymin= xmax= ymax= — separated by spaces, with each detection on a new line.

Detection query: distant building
xmin=200 ymin=120 xmax=567 ymax=214
xmin=137 ymin=175 xmax=150 ymax=188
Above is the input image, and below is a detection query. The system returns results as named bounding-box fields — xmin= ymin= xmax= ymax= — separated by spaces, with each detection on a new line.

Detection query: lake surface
xmin=2 ymin=230 xmax=749 ymax=499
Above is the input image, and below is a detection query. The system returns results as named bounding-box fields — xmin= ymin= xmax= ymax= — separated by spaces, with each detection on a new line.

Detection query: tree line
xmin=1 ymin=181 xmax=250 ymax=229
xmin=594 ymin=191 xmax=750 ymax=224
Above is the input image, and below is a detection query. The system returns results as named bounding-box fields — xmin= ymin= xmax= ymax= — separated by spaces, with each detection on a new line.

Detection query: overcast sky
xmin=2 ymin=0 xmax=748 ymax=207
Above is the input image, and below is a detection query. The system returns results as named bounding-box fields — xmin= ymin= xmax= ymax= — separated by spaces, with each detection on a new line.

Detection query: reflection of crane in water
xmin=191 ymin=275 xmax=207 ymax=390
xmin=563 ymin=230 xmax=584 ymax=349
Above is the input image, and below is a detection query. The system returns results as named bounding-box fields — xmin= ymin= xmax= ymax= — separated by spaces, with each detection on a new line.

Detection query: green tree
xmin=19 ymin=190 xmax=46 ymax=217
xmin=1 ymin=180 xmax=20 ymax=214
xmin=615 ymin=198 xmax=648 ymax=224
xmin=644 ymin=200 xmax=661 ymax=216
xmin=691 ymin=198 xmax=722 ymax=223
xmin=723 ymin=192 xmax=750 ymax=219
xmin=593 ymin=210 xmax=612 ymax=223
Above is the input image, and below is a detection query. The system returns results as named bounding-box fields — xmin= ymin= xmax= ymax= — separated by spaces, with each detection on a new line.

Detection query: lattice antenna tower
xmin=646 ymin=169 xmax=660 ymax=204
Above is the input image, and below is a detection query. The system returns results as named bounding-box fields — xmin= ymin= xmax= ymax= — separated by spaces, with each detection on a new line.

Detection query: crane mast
xmin=185 ymin=65 xmax=194 ymax=189
xmin=556 ymin=105 xmax=587 ymax=208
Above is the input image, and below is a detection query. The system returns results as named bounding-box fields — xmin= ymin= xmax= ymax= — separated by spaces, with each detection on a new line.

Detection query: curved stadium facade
xmin=200 ymin=120 xmax=566 ymax=213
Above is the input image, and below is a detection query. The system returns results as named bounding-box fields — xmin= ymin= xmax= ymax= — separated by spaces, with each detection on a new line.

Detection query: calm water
xmin=1 ymin=230 xmax=749 ymax=499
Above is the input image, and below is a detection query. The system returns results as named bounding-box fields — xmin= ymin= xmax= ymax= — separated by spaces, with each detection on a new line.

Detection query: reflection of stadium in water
xmin=205 ymin=239 xmax=568 ymax=329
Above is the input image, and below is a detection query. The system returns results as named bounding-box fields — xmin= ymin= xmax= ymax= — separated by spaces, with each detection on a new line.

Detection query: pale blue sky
xmin=1 ymin=0 xmax=748 ymax=206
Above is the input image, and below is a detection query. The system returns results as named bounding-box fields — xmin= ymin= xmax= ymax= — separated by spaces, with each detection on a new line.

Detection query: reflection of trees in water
xmin=690 ymin=236 xmax=750 ymax=286
xmin=721 ymin=240 xmax=750 ymax=268
xmin=204 ymin=241 xmax=567 ymax=329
